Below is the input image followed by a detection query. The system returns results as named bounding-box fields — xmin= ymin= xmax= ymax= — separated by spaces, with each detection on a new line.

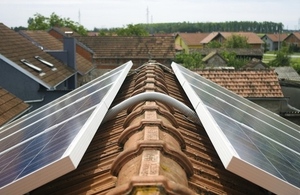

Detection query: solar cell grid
xmin=0 ymin=61 xmax=132 ymax=195
xmin=172 ymin=62 xmax=300 ymax=194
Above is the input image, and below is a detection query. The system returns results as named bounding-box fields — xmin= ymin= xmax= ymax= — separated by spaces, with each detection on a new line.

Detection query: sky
xmin=0 ymin=0 xmax=300 ymax=30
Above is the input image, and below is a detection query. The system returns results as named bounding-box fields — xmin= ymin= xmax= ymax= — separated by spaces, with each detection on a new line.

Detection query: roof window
xmin=20 ymin=59 xmax=45 ymax=76
xmin=35 ymin=56 xmax=57 ymax=71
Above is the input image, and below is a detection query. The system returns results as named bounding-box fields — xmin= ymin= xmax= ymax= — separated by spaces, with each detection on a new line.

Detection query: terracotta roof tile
xmin=263 ymin=33 xmax=288 ymax=42
xmin=201 ymin=32 xmax=264 ymax=44
xmin=0 ymin=23 xmax=75 ymax=88
xmin=177 ymin=33 xmax=210 ymax=46
xmin=195 ymin=69 xmax=284 ymax=98
xmin=0 ymin=87 xmax=30 ymax=126
xmin=19 ymin=30 xmax=94 ymax=75
xmin=75 ymin=36 xmax=175 ymax=59
xmin=30 ymin=61 xmax=269 ymax=195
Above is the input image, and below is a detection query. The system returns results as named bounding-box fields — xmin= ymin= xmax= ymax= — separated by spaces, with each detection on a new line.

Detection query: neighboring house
xmin=0 ymin=87 xmax=30 ymax=127
xmin=1 ymin=61 xmax=298 ymax=195
xmin=192 ymin=48 xmax=264 ymax=60
xmin=48 ymin=27 xmax=94 ymax=63
xmin=174 ymin=32 xmax=209 ymax=53
xmin=87 ymin=31 xmax=99 ymax=36
xmin=0 ymin=23 xmax=76 ymax=111
xmin=201 ymin=32 xmax=264 ymax=49
xmin=48 ymin=26 xmax=80 ymax=39
xmin=283 ymin=32 xmax=300 ymax=47
xmin=194 ymin=69 xmax=298 ymax=115
xmin=19 ymin=30 xmax=95 ymax=86
xmin=274 ymin=66 xmax=300 ymax=124
xmin=242 ymin=58 xmax=268 ymax=69
xmin=201 ymin=50 xmax=227 ymax=67
xmin=75 ymin=36 xmax=176 ymax=68
xmin=261 ymin=33 xmax=288 ymax=51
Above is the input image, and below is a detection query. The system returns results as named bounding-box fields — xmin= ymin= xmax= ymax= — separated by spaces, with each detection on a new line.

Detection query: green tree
xmin=206 ymin=40 xmax=222 ymax=48
xmin=116 ymin=24 xmax=149 ymax=36
xmin=269 ymin=42 xmax=291 ymax=67
xmin=268 ymin=51 xmax=290 ymax=67
xmin=221 ymin=51 xmax=250 ymax=69
xmin=223 ymin=34 xmax=250 ymax=48
xmin=27 ymin=12 xmax=88 ymax=35
xmin=28 ymin=13 xmax=49 ymax=30
xmin=174 ymin=52 xmax=203 ymax=69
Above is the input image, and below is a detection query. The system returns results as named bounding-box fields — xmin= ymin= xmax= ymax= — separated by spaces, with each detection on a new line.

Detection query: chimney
xmin=63 ymin=36 xmax=77 ymax=89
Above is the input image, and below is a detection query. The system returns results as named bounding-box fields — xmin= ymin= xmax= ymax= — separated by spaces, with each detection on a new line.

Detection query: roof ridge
xmin=108 ymin=63 xmax=194 ymax=194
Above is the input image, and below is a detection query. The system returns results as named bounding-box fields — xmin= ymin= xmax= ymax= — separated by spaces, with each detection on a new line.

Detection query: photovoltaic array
xmin=0 ymin=61 xmax=132 ymax=194
xmin=172 ymin=62 xmax=300 ymax=195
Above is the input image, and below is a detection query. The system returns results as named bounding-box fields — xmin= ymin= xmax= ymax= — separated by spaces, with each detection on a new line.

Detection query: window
xmin=20 ymin=59 xmax=45 ymax=76
xmin=35 ymin=56 xmax=57 ymax=71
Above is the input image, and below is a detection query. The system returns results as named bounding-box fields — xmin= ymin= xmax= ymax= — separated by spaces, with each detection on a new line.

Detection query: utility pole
xmin=78 ymin=10 xmax=81 ymax=25
xmin=146 ymin=7 xmax=149 ymax=24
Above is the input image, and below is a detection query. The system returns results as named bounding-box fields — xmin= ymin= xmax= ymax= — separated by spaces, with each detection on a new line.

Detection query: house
xmin=242 ymin=58 xmax=268 ymax=69
xmin=283 ymin=32 xmax=300 ymax=49
xmin=48 ymin=27 xmax=94 ymax=63
xmin=0 ymin=23 xmax=76 ymax=111
xmin=19 ymin=30 xmax=95 ymax=86
xmin=274 ymin=66 xmax=300 ymax=124
xmin=201 ymin=32 xmax=264 ymax=49
xmin=261 ymin=33 xmax=288 ymax=51
xmin=75 ymin=36 xmax=176 ymax=68
xmin=0 ymin=86 xmax=30 ymax=127
xmin=201 ymin=50 xmax=227 ymax=67
xmin=0 ymin=60 xmax=298 ymax=195
xmin=194 ymin=69 xmax=291 ymax=114
xmin=174 ymin=32 xmax=209 ymax=53
xmin=191 ymin=48 xmax=264 ymax=60
xmin=48 ymin=26 xmax=80 ymax=39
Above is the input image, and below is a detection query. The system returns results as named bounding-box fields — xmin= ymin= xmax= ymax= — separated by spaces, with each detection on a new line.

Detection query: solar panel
xmin=171 ymin=62 xmax=300 ymax=195
xmin=0 ymin=61 xmax=132 ymax=194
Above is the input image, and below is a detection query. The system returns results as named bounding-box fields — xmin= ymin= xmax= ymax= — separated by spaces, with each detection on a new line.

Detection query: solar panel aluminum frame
xmin=171 ymin=62 xmax=299 ymax=195
xmin=0 ymin=61 xmax=133 ymax=195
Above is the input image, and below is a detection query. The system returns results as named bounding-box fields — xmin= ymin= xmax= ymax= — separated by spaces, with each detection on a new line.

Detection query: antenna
xmin=146 ymin=7 xmax=149 ymax=24
xmin=78 ymin=9 xmax=81 ymax=25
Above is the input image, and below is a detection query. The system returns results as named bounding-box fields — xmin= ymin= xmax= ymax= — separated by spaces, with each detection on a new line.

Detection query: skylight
xmin=34 ymin=56 xmax=53 ymax=68
xmin=20 ymin=59 xmax=45 ymax=76
xmin=34 ymin=56 xmax=57 ymax=71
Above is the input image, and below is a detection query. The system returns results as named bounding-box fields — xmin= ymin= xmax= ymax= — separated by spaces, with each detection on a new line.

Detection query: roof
xmin=192 ymin=48 xmax=264 ymax=56
xmin=75 ymin=36 xmax=175 ymax=59
xmin=0 ymin=23 xmax=75 ymax=89
xmin=29 ymin=61 xmax=269 ymax=195
xmin=243 ymin=59 xmax=268 ymax=69
xmin=49 ymin=27 xmax=81 ymax=37
xmin=262 ymin=33 xmax=288 ymax=42
xmin=275 ymin=66 xmax=300 ymax=82
xmin=19 ymin=30 xmax=94 ymax=75
xmin=202 ymin=50 xmax=226 ymax=62
xmin=283 ymin=32 xmax=300 ymax=41
xmin=194 ymin=69 xmax=284 ymax=98
xmin=176 ymin=33 xmax=210 ymax=45
xmin=201 ymin=32 xmax=264 ymax=44
xmin=0 ymin=87 xmax=30 ymax=127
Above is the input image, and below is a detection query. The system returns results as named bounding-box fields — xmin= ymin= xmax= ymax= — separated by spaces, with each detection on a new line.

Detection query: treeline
xmin=96 ymin=21 xmax=284 ymax=34
xmin=142 ymin=21 xmax=284 ymax=34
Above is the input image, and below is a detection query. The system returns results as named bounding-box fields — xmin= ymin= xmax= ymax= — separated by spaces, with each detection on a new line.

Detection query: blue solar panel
xmin=172 ymin=62 xmax=300 ymax=195
xmin=0 ymin=61 xmax=132 ymax=194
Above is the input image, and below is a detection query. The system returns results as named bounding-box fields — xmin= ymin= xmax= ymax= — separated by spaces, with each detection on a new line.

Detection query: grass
xmin=262 ymin=54 xmax=276 ymax=64
xmin=262 ymin=53 xmax=300 ymax=64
